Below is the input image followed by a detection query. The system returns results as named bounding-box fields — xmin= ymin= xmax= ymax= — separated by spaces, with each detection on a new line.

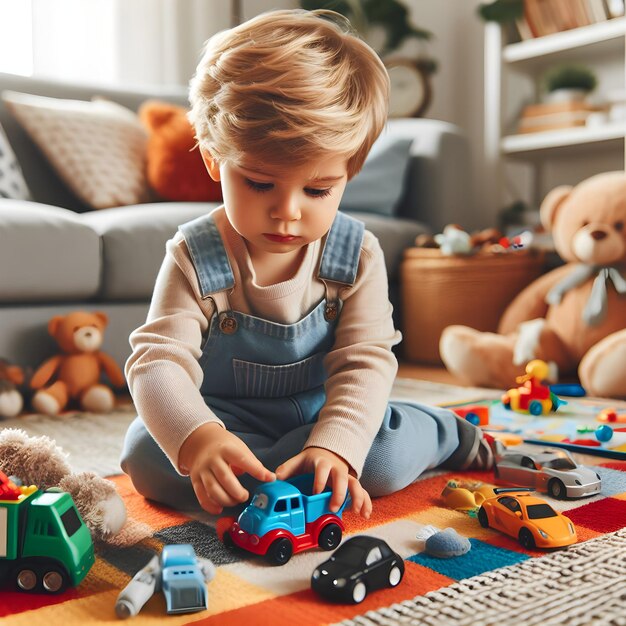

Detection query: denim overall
xmin=121 ymin=212 xmax=461 ymax=509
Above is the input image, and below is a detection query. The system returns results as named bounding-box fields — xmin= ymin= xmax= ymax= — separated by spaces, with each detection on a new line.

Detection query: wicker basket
xmin=400 ymin=248 xmax=545 ymax=364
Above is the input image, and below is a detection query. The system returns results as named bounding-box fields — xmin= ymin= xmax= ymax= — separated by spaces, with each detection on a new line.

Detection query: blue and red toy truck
xmin=225 ymin=474 xmax=347 ymax=565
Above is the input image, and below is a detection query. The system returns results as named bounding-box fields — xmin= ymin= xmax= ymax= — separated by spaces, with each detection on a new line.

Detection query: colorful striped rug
xmin=2 ymin=459 xmax=626 ymax=625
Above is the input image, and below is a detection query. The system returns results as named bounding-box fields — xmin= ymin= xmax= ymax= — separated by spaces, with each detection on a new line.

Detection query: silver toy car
xmin=494 ymin=444 xmax=601 ymax=499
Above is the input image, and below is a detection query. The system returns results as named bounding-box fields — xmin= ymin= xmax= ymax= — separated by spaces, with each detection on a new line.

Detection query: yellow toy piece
xmin=441 ymin=479 xmax=497 ymax=511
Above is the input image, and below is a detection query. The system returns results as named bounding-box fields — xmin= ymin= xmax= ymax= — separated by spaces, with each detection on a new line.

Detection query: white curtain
xmin=3 ymin=0 xmax=300 ymax=86
xmin=29 ymin=0 xmax=232 ymax=87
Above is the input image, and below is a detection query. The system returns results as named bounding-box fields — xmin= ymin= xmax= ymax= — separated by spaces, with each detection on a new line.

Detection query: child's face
xmin=208 ymin=154 xmax=349 ymax=258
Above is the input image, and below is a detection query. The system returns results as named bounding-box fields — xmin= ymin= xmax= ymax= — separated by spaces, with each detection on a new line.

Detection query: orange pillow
xmin=139 ymin=100 xmax=222 ymax=202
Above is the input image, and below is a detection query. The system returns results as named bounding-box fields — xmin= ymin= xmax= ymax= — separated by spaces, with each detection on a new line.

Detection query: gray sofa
xmin=0 ymin=72 xmax=471 ymax=370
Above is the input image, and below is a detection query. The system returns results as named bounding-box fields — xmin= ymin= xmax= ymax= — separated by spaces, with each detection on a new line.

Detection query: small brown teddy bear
xmin=0 ymin=358 xmax=26 ymax=418
xmin=440 ymin=171 xmax=626 ymax=398
xmin=0 ymin=428 xmax=127 ymax=542
xmin=30 ymin=311 xmax=126 ymax=415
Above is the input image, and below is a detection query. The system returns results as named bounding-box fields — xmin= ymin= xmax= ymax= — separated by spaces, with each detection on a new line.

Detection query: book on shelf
xmin=517 ymin=101 xmax=603 ymax=133
xmin=515 ymin=0 xmax=616 ymax=40
xmin=521 ymin=100 xmax=600 ymax=117
xmin=518 ymin=112 xmax=589 ymax=133
xmin=587 ymin=0 xmax=609 ymax=21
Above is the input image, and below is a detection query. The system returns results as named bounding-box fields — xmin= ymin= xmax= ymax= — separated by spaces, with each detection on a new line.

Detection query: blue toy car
xmin=160 ymin=544 xmax=208 ymax=614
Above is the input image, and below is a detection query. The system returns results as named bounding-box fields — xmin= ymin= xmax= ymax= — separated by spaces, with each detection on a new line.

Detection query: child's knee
xmin=360 ymin=452 xmax=423 ymax=497
xmin=120 ymin=417 xmax=191 ymax=506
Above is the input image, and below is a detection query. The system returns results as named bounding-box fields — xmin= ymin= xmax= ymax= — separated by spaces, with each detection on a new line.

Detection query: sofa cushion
xmin=0 ymin=123 xmax=29 ymax=201
xmin=340 ymin=135 xmax=413 ymax=217
xmin=0 ymin=200 xmax=100 ymax=302
xmin=81 ymin=203 xmax=217 ymax=300
xmin=2 ymin=91 xmax=150 ymax=209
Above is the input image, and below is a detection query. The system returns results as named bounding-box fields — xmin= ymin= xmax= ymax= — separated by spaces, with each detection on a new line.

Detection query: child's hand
xmin=275 ymin=447 xmax=372 ymax=519
xmin=179 ymin=422 xmax=275 ymax=515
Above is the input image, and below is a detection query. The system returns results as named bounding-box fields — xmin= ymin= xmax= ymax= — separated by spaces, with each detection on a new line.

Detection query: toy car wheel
xmin=529 ymin=400 xmax=543 ymax=416
xmin=267 ymin=538 xmax=293 ymax=565
xmin=223 ymin=531 xmax=235 ymax=549
xmin=388 ymin=565 xmax=403 ymax=587
xmin=318 ymin=523 xmax=342 ymax=551
xmin=15 ymin=567 xmax=38 ymax=591
xmin=42 ymin=567 xmax=68 ymax=594
xmin=548 ymin=478 xmax=566 ymax=499
xmin=477 ymin=506 xmax=489 ymax=528
xmin=518 ymin=528 xmax=535 ymax=550
xmin=351 ymin=580 xmax=367 ymax=604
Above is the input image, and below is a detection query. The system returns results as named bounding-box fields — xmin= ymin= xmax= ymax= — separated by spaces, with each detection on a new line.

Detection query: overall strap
xmin=180 ymin=213 xmax=239 ymax=333
xmin=179 ymin=213 xmax=235 ymax=298
xmin=317 ymin=212 xmax=365 ymax=321
xmin=318 ymin=211 xmax=365 ymax=286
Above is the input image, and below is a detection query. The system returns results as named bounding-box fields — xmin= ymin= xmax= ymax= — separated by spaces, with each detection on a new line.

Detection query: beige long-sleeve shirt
xmin=126 ymin=207 xmax=401 ymax=477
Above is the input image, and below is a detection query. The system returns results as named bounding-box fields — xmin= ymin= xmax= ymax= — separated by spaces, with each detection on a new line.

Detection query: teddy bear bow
xmin=546 ymin=264 xmax=626 ymax=326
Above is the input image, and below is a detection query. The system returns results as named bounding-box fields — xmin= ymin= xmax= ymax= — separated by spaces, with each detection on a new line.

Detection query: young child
xmin=121 ymin=9 xmax=492 ymax=519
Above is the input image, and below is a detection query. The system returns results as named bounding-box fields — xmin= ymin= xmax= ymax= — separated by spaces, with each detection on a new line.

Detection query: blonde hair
xmin=188 ymin=9 xmax=389 ymax=178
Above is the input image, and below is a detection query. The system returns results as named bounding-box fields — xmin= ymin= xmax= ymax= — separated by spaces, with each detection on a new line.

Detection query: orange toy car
xmin=477 ymin=488 xmax=577 ymax=550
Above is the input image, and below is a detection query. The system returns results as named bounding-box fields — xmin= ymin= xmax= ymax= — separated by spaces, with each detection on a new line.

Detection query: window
xmin=61 ymin=507 xmax=82 ymax=537
xmin=274 ymin=499 xmax=287 ymax=513
xmin=0 ymin=0 xmax=33 ymax=76
xmin=290 ymin=497 xmax=300 ymax=510
xmin=365 ymin=546 xmax=383 ymax=566
xmin=498 ymin=497 xmax=522 ymax=513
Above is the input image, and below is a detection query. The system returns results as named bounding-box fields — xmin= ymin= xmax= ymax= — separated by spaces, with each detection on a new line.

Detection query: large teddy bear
xmin=440 ymin=172 xmax=626 ymax=398
xmin=30 ymin=311 xmax=126 ymax=415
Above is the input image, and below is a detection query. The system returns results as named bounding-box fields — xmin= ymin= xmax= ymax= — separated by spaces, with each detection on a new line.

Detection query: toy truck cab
xmin=227 ymin=474 xmax=347 ymax=565
xmin=1 ymin=486 xmax=94 ymax=593
xmin=160 ymin=544 xmax=208 ymax=614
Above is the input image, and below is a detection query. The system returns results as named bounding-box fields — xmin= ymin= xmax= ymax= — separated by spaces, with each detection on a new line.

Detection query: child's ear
xmin=200 ymin=150 xmax=221 ymax=182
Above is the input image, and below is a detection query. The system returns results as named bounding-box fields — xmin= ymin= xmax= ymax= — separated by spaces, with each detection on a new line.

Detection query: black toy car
xmin=311 ymin=535 xmax=404 ymax=604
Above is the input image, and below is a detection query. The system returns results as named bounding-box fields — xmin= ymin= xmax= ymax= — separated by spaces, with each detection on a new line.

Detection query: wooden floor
xmin=397 ymin=361 xmax=464 ymax=385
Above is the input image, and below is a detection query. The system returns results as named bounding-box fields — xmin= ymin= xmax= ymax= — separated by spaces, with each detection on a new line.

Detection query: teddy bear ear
xmin=540 ymin=185 xmax=572 ymax=231
xmin=47 ymin=315 xmax=65 ymax=337
xmin=138 ymin=100 xmax=178 ymax=130
xmin=94 ymin=311 xmax=109 ymax=327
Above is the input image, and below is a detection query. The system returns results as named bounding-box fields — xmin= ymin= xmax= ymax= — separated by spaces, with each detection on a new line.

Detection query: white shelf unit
xmin=484 ymin=18 xmax=626 ymax=218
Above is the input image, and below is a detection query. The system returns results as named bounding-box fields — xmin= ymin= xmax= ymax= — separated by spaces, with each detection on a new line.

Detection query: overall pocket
xmin=232 ymin=352 xmax=326 ymax=399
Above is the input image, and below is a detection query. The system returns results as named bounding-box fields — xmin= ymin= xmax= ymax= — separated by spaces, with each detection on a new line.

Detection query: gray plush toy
xmin=0 ymin=428 xmax=127 ymax=542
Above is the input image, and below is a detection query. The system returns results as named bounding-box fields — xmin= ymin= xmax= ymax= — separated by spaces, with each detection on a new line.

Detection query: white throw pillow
xmin=0 ymin=122 xmax=30 ymax=200
xmin=2 ymin=90 xmax=149 ymax=209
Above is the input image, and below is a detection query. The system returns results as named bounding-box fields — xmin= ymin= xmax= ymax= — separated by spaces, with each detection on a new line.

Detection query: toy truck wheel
xmin=529 ymin=400 xmax=543 ymax=416
xmin=42 ymin=567 xmax=68 ymax=593
xmin=318 ymin=523 xmax=342 ymax=551
xmin=15 ymin=567 xmax=38 ymax=592
xmin=267 ymin=538 xmax=293 ymax=565
xmin=478 ymin=506 xmax=489 ymax=528
xmin=223 ymin=531 xmax=235 ymax=549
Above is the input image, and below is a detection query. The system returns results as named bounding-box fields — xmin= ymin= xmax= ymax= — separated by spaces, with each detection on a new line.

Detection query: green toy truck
xmin=0 ymin=482 xmax=95 ymax=594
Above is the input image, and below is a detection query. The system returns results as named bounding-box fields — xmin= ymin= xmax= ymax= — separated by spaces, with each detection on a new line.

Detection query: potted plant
xmin=542 ymin=64 xmax=598 ymax=103
xmin=300 ymin=0 xmax=435 ymax=61
xmin=476 ymin=0 xmax=524 ymax=23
